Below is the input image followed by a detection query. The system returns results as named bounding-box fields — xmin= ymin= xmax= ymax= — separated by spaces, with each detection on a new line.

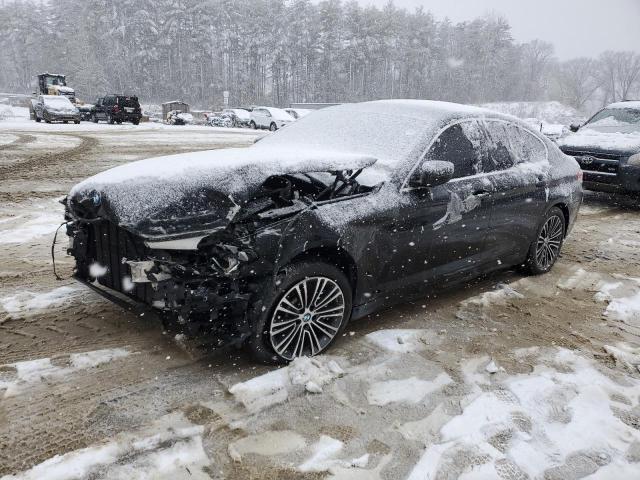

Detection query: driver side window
xmin=426 ymin=122 xmax=482 ymax=179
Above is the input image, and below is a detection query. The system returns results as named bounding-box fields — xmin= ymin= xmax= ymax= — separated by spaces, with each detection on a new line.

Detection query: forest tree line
xmin=1 ymin=0 xmax=639 ymax=112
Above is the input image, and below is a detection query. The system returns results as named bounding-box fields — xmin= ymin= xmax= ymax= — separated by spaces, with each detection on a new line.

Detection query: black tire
xmin=74 ymin=120 xmax=80 ymax=124
xmin=269 ymin=122 xmax=277 ymax=131
xmin=108 ymin=114 xmax=115 ymax=125
xmin=250 ymin=120 xmax=257 ymax=129
xmin=35 ymin=116 xmax=41 ymax=123
xmin=132 ymin=119 xmax=140 ymax=125
xmin=524 ymin=206 xmax=566 ymax=275
xmin=63 ymin=120 xmax=68 ymax=124
xmin=246 ymin=261 xmax=352 ymax=364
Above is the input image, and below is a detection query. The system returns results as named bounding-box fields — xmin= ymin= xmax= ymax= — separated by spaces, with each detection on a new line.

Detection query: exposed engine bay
xmin=65 ymin=168 xmax=378 ymax=346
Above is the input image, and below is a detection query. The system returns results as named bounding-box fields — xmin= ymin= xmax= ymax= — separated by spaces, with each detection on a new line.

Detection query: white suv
xmin=250 ymin=107 xmax=294 ymax=131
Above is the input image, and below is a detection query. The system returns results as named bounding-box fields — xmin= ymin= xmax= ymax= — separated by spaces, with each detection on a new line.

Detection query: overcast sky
xmin=358 ymin=0 xmax=640 ymax=59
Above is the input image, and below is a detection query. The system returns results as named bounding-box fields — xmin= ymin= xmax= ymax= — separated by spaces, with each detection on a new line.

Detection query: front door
xmin=422 ymin=121 xmax=494 ymax=284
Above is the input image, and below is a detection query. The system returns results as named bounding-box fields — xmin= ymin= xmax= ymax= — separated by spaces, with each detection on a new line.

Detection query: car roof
xmin=606 ymin=100 xmax=640 ymax=110
xmin=333 ymin=99 xmax=509 ymax=123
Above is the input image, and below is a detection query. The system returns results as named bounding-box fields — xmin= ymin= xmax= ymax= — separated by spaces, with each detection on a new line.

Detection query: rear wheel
xmin=247 ymin=262 xmax=352 ymax=364
xmin=132 ymin=119 xmax=140 ymax=125
xmin=35 ymin=116 xmax=41 ymax=123
xmin=74 ymin=120 xmax=80 ymax=124
xmin=92 ymin=114 xmax=98 ymax=123
xmin=524 ymin=207 xmax=565 ymax=275
xmin=107 ymin=114 xmax=114 ymax=124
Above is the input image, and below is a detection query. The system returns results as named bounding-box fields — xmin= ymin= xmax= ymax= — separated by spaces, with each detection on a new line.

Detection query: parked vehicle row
xmin=206 ymin=106 xmax=305 ymax=130
xmin=32 ymin=95 xmax=81 ymax=124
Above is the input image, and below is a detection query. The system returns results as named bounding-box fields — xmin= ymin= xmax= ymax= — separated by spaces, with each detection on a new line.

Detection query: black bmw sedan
xmin=64 ymin=100 xmax=583 ymax=363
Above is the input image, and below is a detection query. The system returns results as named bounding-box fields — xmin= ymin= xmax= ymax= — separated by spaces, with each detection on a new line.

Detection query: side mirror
xmin=410 ymin=160 xmax=454 ymax=188
xmin=569 ymin=123 xmax=581 ymax=132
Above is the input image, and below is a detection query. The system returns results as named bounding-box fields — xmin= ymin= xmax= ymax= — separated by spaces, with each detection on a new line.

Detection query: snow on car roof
xmin=605 ymin=101 xmax=640 ymax=110
xmin=258 ymin=100 xmax=510 ymax=172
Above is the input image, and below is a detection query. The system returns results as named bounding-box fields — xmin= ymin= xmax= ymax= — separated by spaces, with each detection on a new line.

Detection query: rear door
xmin=481 ymin=120 xmax=549 ymax=264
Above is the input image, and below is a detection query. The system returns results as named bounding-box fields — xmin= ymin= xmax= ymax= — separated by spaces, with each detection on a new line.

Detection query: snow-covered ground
xmin=1 ymin=128 xmax=640 ymax=479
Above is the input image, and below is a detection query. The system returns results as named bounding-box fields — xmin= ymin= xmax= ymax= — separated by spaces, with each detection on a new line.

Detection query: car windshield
xmin=586 ymin=108 xmax=640 ymax=128
xmin=43 ymin=96 xmax=73 ymax=107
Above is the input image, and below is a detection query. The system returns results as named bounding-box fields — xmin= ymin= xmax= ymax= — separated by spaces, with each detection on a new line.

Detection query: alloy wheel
xmin=269 ymin=276 xmax=345 ymax=360
xmin=535 ymin=214 xmax=563 ymax=270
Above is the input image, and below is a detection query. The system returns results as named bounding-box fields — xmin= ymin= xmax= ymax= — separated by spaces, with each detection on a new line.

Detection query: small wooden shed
xmin=162 ymin=101 xmax=190 ymax=121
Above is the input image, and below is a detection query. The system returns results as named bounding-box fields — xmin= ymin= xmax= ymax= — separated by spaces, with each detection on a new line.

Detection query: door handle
xmin=473 ymin=190 xmax=492 ymax=198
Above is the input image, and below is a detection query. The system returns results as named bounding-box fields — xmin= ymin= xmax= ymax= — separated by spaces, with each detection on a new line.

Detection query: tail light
xmin=113 ymin=105 xmax=120 ymax=113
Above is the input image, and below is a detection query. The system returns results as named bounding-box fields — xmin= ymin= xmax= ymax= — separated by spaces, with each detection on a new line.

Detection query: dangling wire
xmin=52 ymin=222 xmax=68 ymax=280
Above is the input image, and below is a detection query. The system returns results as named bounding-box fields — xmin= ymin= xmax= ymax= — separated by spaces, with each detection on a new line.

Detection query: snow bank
xmin=476 ymin=101 xmax=584 ymax=125
xmin=2 ymin=412 xmax=209 ymax=480
xmin=365 ymin=329 xmax=437 ymax=353
xmin=1 ymin=285 xmax=85 ymax=319
xmin=0 ymin=348 xmax=130 ymax=397
xmin=0 ymin=199 xmax=64 ymax=244
xmin=366 ymin=373 xmax=452 ymax=406
xmin=407 ymin=348 xmax=640 ymax=480
xmin=228 ymin=356 xmax=345 ymax=413
xmin=298 ymin=435 xmax=369 ymax=473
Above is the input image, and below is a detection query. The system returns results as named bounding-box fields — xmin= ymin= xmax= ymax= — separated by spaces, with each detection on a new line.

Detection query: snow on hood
xmin=558 ymin=127 xmax=640 ymax=154
xmin=69 ymin=146 xmax=378 ymax=233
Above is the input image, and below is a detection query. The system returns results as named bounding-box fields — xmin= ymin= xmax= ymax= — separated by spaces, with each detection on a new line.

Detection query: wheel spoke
xmin=314 ymin=287 xmax=341 ymax=310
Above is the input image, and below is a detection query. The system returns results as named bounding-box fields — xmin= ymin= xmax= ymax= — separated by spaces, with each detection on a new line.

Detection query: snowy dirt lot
xmin=1 ymin=124 xmax=640 ymax=479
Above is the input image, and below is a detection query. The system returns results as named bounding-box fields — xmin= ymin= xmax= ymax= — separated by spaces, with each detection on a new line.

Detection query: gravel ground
xmin=1 ymin=123 xmax=639 ymax=479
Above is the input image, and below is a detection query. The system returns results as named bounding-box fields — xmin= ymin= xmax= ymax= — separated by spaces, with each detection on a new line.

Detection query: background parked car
xmin=207 ymin=111 xmax=233 ymax=128
xmin=77 ymin=103 xmax=94 ymax=122
xmin=91 ymin=95 xmax=142 ymax=125
xmin=284 ymin=107 xmax=312 ymax=120
xmin=558 ymin=100 xmax=640 ymax=194
xmin=166 ymin=110 xmax=193 ymax=125
xmin=222 ymin=108 xmax=251 ymax=127
xmin=33 ymin=95 xmax=80 ymax=124
xmin=250 ymin=106 xmax=294 ymax=131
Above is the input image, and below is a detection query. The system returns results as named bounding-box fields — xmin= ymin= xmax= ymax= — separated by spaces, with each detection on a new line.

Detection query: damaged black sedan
xmin=64 ymin=100 xmax=582 ymax=363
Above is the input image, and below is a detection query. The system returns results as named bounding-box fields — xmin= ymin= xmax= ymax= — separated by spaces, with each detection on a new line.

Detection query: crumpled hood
xmin=68 ymin=145 xmax=378 ymax=238
xmin=558 ymin=126 xmax=640 ymax=155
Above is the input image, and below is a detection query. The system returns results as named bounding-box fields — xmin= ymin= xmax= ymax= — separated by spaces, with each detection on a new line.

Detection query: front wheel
xmin=247 ymin=262 xmax=352 ymax=364
xmin=524 ymin=206 xmax=565 ymax=275
xmin=250 ymin=120 xmax=257 ymax=129
xmin=107 ymin=114 xmax=115 ymax=125
xmin=35 ymin=116 xmax=41 ymax=123
xmin=269 ymin=122 xmax=277 ymax=131
xmin=92 ymin=114 xmax=98 ymax=123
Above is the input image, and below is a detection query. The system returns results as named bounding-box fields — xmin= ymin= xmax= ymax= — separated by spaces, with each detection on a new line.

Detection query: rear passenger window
xmin=427 ymin=123 xmax=482 ymax=179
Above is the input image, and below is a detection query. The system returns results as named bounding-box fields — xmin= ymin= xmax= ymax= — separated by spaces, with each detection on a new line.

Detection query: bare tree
xmin=598 ymin=51 xmax=640 ymax=104
xmin=553 ymin=58 xmax=600 ymax=111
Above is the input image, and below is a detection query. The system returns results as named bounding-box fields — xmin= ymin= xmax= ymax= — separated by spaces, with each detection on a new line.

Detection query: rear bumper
xmin=112 ymin=113 xmax=142 ymax=122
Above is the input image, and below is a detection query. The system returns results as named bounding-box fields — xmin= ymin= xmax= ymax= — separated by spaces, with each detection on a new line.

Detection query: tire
xmin=63 ymin=120 xmax=68 ymax=124
xmin=524 ymin=206 xmax=566 ymax=275
xmin=74 ymin=120 xmax=80 ymax=124
xmin=108 ymin=114 xmax=114 ymax=125
xmin=269 ymin=122 xmax=277 ymax=131
xmin=132 ymin=119 xmax=140 ymax=125
xmin=250 ymin=121 xmax=257 ymax=129
xmin=246 ymin=261 xmax=352 ymax=364
xmin=35 ymin=116 xmax=41 ymax=123
xmin=92 ymin=114 xmax=98 ymax=123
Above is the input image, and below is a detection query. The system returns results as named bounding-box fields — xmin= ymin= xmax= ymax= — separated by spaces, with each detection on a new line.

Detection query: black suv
xmin=91 ymin=95 xmax=142 ymax=125
xmin=559 ymin=101 xmax=640 ymax=194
